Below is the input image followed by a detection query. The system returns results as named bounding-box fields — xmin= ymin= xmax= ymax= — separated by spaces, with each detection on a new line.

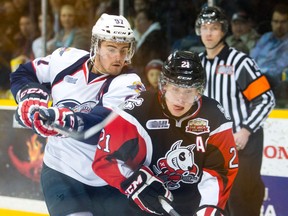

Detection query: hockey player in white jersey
xmin=10 ymin=14 xmax=145 ymax=216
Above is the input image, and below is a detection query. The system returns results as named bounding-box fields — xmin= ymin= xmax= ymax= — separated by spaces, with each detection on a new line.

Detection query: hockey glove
xmin=121 ymin=166 xmax=173 ymax=215
xmin=15 ymin=83 xmax=50 ymax=128
xmin=32 ymin=107 xmax=83 ymax=137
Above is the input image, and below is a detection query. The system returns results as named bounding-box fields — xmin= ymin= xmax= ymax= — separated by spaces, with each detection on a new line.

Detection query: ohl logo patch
xmin=146 ymin=119 xmax=170 ymax=129
xmin=186 ymin=118 xmax=210 ymax=135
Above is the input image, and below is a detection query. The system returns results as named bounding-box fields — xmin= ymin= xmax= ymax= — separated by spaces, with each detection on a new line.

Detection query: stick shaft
xmin=159 ymin=197 xmax=181 ymax=216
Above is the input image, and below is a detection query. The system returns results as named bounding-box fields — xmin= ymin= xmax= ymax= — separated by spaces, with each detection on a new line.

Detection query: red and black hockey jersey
xmin=92 ymin=91 xmax=239 ymax=215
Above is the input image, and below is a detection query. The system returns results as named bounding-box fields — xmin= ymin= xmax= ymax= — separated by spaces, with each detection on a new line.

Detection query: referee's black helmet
xmin=195 ymin=6 xmax=229 ymax=36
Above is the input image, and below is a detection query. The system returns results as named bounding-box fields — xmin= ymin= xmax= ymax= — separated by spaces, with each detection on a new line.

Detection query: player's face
xmin=200 ymin=22 xmax=225 ymax=49
xmin=94 ymin=41 xmax=130 ymax=75
xmin=164 ymin=84 xmax=199 ymax=117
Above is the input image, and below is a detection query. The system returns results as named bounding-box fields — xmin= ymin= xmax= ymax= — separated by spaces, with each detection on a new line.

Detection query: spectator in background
xmin=94 ymin=0 xmax=119 ymax=23
xmin=0 ymin=21 xmax=14 ymax=98
xmin=1 ymin=0 xmax=19 ymax=41
xmin=49 ymin=0 xmax=64 ymax=34
xmin=47 ymin=4 xmax=90 ymax=53
xmin=250 ymin=3 xmax=288 ymax=96
xmin=144 ymin=59 xmax=163 ymax=92
xmin=129 ymin=0 xmax=151 ymax=32
xmin=32 ymin=13 xmax=55 ymax=58
xmin=11 ymin=14 xmax=39 ymax=71
xmin=132 ymin=9 xmax=169 ymax=85
xmin=12 ymin=0 xmax=29 ymax=14
xmin=226 ymin=10 xmax=260 ymax=54
xmin=74 ymin=0 xmax=97 ymax=30
xmin=0 ymin=1 xmax=16 ymax=67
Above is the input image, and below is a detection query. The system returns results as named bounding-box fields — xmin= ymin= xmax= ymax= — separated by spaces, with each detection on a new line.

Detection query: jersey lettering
xmin=229 ymin=147 xmax=238 ymax=168
xmin=196 ymin=136 xmax=205 ymax=152
xmin=98 ymin=129 xmax=111 ymax=153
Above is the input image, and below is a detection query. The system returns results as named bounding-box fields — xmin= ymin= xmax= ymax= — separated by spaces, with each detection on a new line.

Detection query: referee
xmin=195 ymin=6 xmax=275 ymax=216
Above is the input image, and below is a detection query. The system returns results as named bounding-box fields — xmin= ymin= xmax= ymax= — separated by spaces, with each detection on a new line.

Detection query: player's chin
xmin=109 ymin=69 xmax=122 ymax=76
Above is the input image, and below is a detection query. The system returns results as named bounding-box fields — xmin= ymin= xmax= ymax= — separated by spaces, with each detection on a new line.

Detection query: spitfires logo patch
xmin=153 ymin=140 xmax=200 ymax=190
xmin=216 ymin=65 xmax=234 ymax=75
xmin=127 ymin=81 xmax=146 ymax=93
xmin=186 ymin=118 xmax=210 ymax=135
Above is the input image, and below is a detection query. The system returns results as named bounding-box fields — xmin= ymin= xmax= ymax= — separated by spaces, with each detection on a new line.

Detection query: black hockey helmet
xmin=159 ymin=50 xmax=206 ymax=92
xmin=195 ymin=6 xmax=229 ymax=36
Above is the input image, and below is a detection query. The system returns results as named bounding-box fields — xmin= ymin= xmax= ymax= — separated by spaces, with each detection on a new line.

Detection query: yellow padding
xmin=0 ymin=209 xmax=48 ymax=216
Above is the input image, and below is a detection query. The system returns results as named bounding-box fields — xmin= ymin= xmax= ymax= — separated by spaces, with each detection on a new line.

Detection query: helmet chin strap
xmin=90 ymin=55 xmax=107 ymax=75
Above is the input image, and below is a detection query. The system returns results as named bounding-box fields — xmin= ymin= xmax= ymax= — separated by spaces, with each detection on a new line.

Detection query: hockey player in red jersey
xmin=40 ymin=50 xmax=239 ymax=215
xmin=10 ymin=13 xmax=145 ymax=216
xmin=91 ymin=50 xmax=238 ymax=215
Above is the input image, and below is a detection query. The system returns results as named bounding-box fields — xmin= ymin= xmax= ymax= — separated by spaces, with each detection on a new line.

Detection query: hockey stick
xmin=159 ymin=196 xmax=181 ymax=216
xmin=51 ymin=109 xmax=119 ymax=140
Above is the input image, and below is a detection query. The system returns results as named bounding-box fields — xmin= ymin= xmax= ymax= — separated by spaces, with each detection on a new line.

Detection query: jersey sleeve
xmin=10 ymin=62 xmax=40 ymax=99
xmin=92 ymin=109 xmax=152 ymax=193
xmin=198 ymin=119 xmax=238 ymax=210
xmin=236 ymin=57 xmax=275 ymax=132
xmin=10 ymin=47 xmax=89 ymax=100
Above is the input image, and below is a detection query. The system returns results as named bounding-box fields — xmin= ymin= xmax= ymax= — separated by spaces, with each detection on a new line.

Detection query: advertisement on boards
xmin=261 ymin=118 xmax=288 ymax=216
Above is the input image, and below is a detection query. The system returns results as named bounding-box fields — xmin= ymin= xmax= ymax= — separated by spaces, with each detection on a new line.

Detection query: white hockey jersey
xmin=10 ymin=47 xmax=145 ymax=186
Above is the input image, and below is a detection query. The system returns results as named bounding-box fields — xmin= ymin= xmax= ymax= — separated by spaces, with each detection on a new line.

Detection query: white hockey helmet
xmin=90 ymin=13 xmax=136 ymax=64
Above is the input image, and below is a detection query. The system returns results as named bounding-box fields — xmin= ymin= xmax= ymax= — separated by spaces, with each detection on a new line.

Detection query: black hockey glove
xmin=15 ymin=83 xmax=50 ymax=128
xmin=121 ymin=166 xmax=173 ymax=215
xmin=32 ymin=107 xmax=83 ymax=138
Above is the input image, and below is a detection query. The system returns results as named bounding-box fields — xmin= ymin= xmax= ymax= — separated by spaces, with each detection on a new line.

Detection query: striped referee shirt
xmin=200 ymin=45 xmax=275 ymax=133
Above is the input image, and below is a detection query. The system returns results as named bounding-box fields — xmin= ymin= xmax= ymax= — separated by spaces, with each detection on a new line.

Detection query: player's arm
xmin=237 ymin=59 xmax=275 ymax=132
xmin=196 ymin=120 xmax=238 ymax=214
xmin=10 ymin=55 xmax=52 ymax=98
xmin=92 ymin=112 xmax=173 ymax=215
xmin=10 ymin=58 xmax=52 ymax=129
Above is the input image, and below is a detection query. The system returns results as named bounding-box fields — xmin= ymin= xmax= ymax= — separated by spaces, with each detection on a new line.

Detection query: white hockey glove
xmin=32 ymin=107 xmax=83 ymax=138
xmin=15 ymin=83 xmax=50 ymax=128
xmin=121 ymin=166 xmax=173 ymax=215
xmin=194 ymin=205 xmax=226 ymax=216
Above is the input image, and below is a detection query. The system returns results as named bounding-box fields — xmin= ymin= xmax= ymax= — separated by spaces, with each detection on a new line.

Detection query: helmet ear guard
xmin=195 ymin=6 xmax=229 ymax=36
xmin=90 ymin=13 xmax=136 ymax=64
xmin=159 ymin=50 xmax=206 ymax=94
